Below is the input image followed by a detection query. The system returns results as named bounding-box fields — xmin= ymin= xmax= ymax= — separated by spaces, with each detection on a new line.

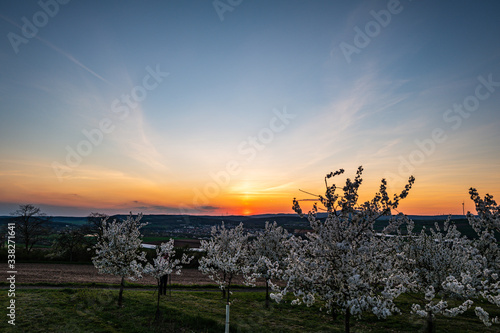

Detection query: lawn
xmin=1 ymin=288 xmax=499 ymax=332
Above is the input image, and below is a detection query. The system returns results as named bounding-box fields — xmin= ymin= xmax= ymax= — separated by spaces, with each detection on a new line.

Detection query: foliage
xmin=0 ymin=223 xmax=8 ymax=248
xmin=48 ymin=226 xmax=93 ymax=262
xmin=82 ymin=212 xmax=109 ymax=240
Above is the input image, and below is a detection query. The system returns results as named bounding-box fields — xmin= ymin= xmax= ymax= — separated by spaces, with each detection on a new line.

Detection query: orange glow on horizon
xmin=1 ymin=161 xmax=497 ymax=217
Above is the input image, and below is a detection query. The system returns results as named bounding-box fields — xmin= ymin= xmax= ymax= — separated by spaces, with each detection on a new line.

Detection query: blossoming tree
xmin=144 ymin=239 xmax=193 ymax=319
xmin=199 ymin=222 xmax=250 ymax=333
xmin=468 ymin=188 xmax=500 ymax=273
xmin=467 ymin=188 xmax=500 ymax=326
xmin=246 ymin=221 xmax=290 ymax=308
xmin=198 ymin=222 xmax=249 ymax=303
xmin=92 ymin=213 xmax=147 ymax=307
xmin=396 ymin=217 xmax=483 ymax=332
xmin=271 ymin=166 xmax=414 ymax=333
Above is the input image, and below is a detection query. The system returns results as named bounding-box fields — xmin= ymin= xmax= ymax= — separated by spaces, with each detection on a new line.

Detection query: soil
xmin=1 ymin=263 xmax=264 ymax=286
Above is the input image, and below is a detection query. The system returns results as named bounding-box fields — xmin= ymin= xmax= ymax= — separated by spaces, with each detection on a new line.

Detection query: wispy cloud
xmin=39 ymin=37 xmax=114 ymax=86
xmin=373 ymin=138 xmax=402 ymax=157
xmin=1 ymin=14 xmax=112 ymax=86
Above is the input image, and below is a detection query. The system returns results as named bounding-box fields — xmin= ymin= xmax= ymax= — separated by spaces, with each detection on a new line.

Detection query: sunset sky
xmin=1 ymin=0 xmax=499 ymax=216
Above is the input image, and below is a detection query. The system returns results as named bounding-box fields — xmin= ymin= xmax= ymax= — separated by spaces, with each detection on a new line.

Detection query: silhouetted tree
xmin=0 ymin=223 xmax=8 ymax=248
xmin=51 ymin=226 xmax=90 ymax=262
xmin=11 ymin=204 xmax=50 ymax=254
xmin=83 ymin=212 xmax=109 ymax=239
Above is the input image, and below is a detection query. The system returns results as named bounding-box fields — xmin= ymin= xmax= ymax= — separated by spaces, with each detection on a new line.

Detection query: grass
xmin=142 ymin=236 xmax=173 ymax=243
xmin=1 ymin=288 xmax=499 ymax=332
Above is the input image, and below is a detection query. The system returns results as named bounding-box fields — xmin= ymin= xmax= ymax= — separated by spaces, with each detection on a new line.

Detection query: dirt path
xmin=0 ymin=263 xmax=263 ymax=286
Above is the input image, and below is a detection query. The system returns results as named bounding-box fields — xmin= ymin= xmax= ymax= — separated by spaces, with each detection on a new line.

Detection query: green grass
xmin=1 ymin=289 xmax=499 ymax=332
xmin=142 ymin=236 xmax=173 ymax=243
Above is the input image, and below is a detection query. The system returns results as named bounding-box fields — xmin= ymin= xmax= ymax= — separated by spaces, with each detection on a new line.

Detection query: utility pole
xmin=462 ymin=201 xmax=465 ymax=216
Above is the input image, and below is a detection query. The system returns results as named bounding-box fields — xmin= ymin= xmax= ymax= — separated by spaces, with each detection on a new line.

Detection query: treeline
xmin=0 ymin=209 xmax=199 ymax=265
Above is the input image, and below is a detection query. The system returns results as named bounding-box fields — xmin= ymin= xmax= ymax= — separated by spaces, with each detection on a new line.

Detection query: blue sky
xmin=0 ymin=0 xmax=499 ymax=216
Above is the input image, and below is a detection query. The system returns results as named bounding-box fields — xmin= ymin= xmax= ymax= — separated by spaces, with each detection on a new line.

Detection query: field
xmin=0 ymin=263 xmax=263 ymax=288
xmin=1 ymin=214 xmax=498 ymax=332
xmin=1 ymin=288 xmax=500 ymax=332
xmin=0 ymin=263 xmax=218 ymax=286
xmin=1 ymin=263 xmax=500 ymax=332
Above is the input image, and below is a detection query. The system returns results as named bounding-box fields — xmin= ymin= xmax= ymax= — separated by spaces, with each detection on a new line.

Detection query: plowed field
xmin=0 ymin=263 xmax=264 ymax=286
xmin=1 ymin=263 xmax=255 ymax=286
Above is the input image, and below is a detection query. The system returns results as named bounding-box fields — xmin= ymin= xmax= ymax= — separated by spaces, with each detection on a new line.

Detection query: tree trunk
xmin=23 ymin=226 xmax=30 ymax=253
xmin=118 ymin=276 xmax=125 ymax=307
xmin=155 ymin=279 xmax=161 ymax=320
xmin=265 ymin=279 xmax=269 ymax=308
xmin=344 ymin=308 xmax=350 ymax=333
xmin=426 ymin=311 xmax=434 ymax=333
xmin=168 ymin=274 xmax=171 ymax=297
xmin=222 ymin=272 xmax=227 ymax=299
xmin=332 ymin=308 xmax=338 ymax=321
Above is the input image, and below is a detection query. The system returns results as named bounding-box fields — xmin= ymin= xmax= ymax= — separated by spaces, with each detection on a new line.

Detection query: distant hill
xmin=0 ymin=213 xmax=477 ymax=238
xmin=0 ymin=213 xmax=471 ymax=226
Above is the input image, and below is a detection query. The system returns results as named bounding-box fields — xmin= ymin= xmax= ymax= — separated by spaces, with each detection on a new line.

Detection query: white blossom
xmin=198 ymin=222 xmax=249 ymax=303
xmin=396 ymin=216 xmax=483 ymax=328
xmin=475 ymin=306 xmax=500 ymax=326
xmin=144 ymin=238 xmax=193 ymax=318
xmin=467 ymin=188 xmax=500 ymax=325
xmin=144 ymin=239 xmax=193 ymax=280
xmin=272 ymin=167 xmax=414 ymax=332
xmin=244 ymin=221 xmax=290 ymax=307
xmin=91 ymin=213 xmax=147 ymax=306
xmin=92 ymin=213 xmax=147 ymax=279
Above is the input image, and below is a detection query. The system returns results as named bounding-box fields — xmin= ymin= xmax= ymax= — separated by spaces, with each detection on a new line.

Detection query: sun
xmin=242 ymin=209 xmax=252 ymax=216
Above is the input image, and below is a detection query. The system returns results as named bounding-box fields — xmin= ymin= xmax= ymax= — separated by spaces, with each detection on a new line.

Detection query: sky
xmin=0 ymin=0 xmax=499 ymax=217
